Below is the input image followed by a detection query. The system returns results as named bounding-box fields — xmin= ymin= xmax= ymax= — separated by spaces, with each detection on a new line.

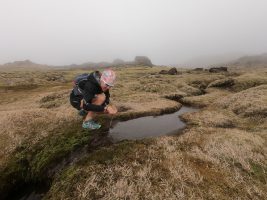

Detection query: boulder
xmin=159 ymin=68 xmax=179 ymax=75
xmin=159 ymin=70 xmax=168 ymax=74
xmin=209 ymin=67 xmax=228 ymax=73
xmin=168 ymin=67 xmax=178 ymax=75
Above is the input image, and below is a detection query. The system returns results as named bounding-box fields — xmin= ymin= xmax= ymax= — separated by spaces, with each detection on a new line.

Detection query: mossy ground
xmin=0 ymin=65 xmax=267 ymax=199
xmin=0 ymin=118 xmax=95 ymax=198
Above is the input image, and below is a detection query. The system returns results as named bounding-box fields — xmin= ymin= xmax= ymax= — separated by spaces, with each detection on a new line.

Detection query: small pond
xmin=109 ymin=106 xmax=198 ymax=141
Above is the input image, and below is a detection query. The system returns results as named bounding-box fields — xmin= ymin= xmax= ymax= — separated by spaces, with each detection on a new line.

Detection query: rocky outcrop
xmin=134 ymin=56 xmax=153 ymax=67
xmin=159 ymin=70 xmax=168 ymax=74
xmin=209 ymin=67 xmax=228 ymax=73
xmin=159 ymin=68 xmax=179 ymax=75
xmin=168 ymin=68 xmax=178 ymax=75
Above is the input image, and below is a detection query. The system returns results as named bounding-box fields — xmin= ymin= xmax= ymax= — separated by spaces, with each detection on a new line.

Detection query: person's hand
xmin=80 ymin=99 xmax=84 ymax=108
xmin=106 ymin=105 xmax=118 ymax=115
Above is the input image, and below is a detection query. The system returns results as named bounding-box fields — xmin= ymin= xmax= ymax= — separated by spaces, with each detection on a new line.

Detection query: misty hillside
xmin=0 ymin=60 xmax=51 ymax=71
xmin=0 ymin=60 xmax=112 ymax=71
xmin=61 ymin=56 xmax=153 ymax=69
xmin=181 ymin=53 xmax=243 ymax=68
xmin=0 ymin=56 xmax=153 ymax=71
xmin=0 ymin=60 xmax=111 ymax=71
xmin=230 ymin=53 xmax=267 ymax=67
xmin=182 ymin=53 xmax=267 ymax=68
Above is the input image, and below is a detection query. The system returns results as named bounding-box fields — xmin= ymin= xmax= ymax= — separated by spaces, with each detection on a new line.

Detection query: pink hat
xmin=101 ymin=69 xmax=116 ymax=86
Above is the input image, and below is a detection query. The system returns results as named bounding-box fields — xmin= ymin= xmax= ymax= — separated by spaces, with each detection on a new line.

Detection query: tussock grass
xmin=46 ymin=127 xmax=267 ymax=199
xmin=0 ymin=70 xmax=68 ymax=88
xmin=180 ymin=88 xmax=232 ymax=107
xmin=1 ymin=66 xmax=267 ymax=199
xmin=207 ymin=78 xmax=235 ymax=88
xmin=180 ymin=108 xmax=236 ymax=128
xmin=214 ymin=84 xmax=267 ymax=118
xmin=46 ymin=139 xmax=205 ymax=200
xmin=232 ymin=71 xmax=267 ymax=92
xmin=0 ymin=105 xmax=77 ymax=166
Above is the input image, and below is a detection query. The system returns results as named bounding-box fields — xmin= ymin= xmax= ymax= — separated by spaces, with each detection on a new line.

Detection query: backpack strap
xmin=93 ymin=71 xmax=101 ymax=85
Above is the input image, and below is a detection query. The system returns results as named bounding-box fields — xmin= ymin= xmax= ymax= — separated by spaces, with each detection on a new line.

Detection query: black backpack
xmin=72 ymin=73 xmax=89 ymax=95
xmin=73 ymin=73 xmax=89 ymax=88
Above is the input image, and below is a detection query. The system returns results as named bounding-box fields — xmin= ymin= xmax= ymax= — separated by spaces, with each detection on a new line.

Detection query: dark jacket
xmin=73 ymin=71 xmax=110 ymax=112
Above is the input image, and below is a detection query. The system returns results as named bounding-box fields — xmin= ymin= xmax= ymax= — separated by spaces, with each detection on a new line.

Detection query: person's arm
xmin=82 ymin=100 xmax=105 ymax=112
xmin=82 ymin=84 xmax=105 ymax=112
xmin=103 ymin=91 xmax=118 ymax=114
xmin=104 ymin=90 xmax=110 ymax=105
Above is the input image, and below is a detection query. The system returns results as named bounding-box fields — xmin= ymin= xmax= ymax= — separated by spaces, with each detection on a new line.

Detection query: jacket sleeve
xmin=82 ymin=83 xmax=105 ymax=112
xmin=104 ymin=90 xmax=110 ymax=105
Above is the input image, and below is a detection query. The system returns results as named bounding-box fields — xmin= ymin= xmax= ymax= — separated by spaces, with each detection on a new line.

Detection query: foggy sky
xmin=1 ymin=0 xmax=267 ymax=66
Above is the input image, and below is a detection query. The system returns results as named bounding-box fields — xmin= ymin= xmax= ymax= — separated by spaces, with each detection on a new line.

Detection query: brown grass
xmin=46 ymin=127 xmax=267 ymax=199
xmin=1 ymin=66 xmax=267 ymax=199
xmin=214 ymin=84 xmax=267 ymax=117
xmin=180 ymin=88 xmax=232 ymax=107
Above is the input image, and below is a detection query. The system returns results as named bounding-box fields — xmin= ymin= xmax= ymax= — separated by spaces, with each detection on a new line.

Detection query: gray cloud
xmin=1 ymin=0 xmax=267 ymax=66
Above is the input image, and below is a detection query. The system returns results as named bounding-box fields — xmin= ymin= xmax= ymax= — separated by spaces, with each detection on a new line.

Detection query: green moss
xmin=30 ymin=131 xmax=92 ymax=178
xmin=44 ymin=140 xmax=153 ymax=199
xmin=250 ymin=162 xmax=267 ymax=184
xmin=0 ymin=120 xmax=95 ymax=195
xmin=0 ymin=157 xmax=29 ymax=198
xmin=78 ymin=140 xmax=138 ymax=166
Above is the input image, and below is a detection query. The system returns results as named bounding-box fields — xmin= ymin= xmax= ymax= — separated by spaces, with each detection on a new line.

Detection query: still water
xmin=109 ymin=106 xmax=198 ymax=141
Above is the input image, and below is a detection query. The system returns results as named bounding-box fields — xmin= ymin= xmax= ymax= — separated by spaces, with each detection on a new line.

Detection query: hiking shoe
xmin=78 ymin=109 xmax=88 ymax=117
xmin=82 ymin=120 xmax=101 ymax=130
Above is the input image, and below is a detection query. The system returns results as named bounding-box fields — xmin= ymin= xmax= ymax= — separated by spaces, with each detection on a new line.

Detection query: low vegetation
xmin=0 ymin=65 xmax=266 ymax=199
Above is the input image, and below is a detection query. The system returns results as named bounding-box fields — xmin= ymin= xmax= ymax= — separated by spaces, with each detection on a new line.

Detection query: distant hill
xmin=61 ymin=62 xmax=114 ymax=70
xmin=0 ymin=60 xmax=114 ymax=71
xmin=181 ymin=53 xmax=243 ymax=68
xmin=0 ymin=56 xmax=154 ymax=71
xmin=59 ymin=56 xmax=153 ymax=70
xmin=180 ymin=53 xmax=267 ymax=68
xmin=230 ymin=53 xmax=267 ymax=67
xmin=0 ymin=60 xmax=51 ymax=71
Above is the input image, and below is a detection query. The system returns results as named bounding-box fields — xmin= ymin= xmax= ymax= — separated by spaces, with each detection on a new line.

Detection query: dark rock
xmin=209 ymin=67 xmax=228 ymax=73
xmin=159 ymin=70 xmax=168 ymax=74
xmin=159 ymin=68 xmax=179 ymax=75
xmin=168 ymin=68 xmax=178 ymax=75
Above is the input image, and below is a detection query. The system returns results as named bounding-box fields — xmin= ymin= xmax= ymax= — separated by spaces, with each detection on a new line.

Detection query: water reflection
xmin=109 ymin=106 xmax=198 ymax=141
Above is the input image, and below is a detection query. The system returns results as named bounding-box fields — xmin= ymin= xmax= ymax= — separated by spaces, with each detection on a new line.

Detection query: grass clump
xmin=214 ymin=84 xmax=267 ymax=118
xmin=232 ymin=72 xmax=267 ymax=92
xmin=250 ymin=162 xmax=267 ymax=184
xmin=0 ymin=120 xmax=94 ymax=197
xmin=1 ymin=65 xmax=267 ymax=199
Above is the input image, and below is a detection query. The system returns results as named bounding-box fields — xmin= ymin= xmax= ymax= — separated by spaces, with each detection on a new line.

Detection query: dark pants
xmin=69 ymin=90 xmax=83 ymax=110
xmin=70 ymin=89 xmax=107 ymax=111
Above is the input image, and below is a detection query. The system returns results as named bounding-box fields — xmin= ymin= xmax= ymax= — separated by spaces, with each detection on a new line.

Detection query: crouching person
xmin=70 ymin=69 xmax=117 ymax=129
